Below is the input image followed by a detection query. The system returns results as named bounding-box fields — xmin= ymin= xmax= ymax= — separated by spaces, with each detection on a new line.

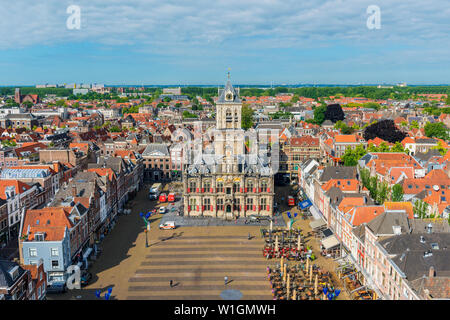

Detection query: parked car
xmin=159 ymin=206 xmax=167 ymax=214
xmin=46 ymin=282 xmax=67 ymax=294
xmin=80 ymin=271 xmax=92 ymax=287
xmin=159 ymin=221 xmax=176 ymax=230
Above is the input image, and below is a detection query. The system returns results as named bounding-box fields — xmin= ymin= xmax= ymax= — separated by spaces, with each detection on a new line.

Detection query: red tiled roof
xmin=335 ymin=135 xmax=357 ymax=143
xmin=384 ymin=202 xmax=414 ymax=219
xmin=0 ymin=180 xmax=32 ymax=199
xmin=22 ymin=207 xmax=73 ymax=242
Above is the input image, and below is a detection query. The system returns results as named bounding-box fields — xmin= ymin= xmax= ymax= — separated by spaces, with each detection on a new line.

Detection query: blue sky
xmin=0 ymin=0 xmax=449 ymax=85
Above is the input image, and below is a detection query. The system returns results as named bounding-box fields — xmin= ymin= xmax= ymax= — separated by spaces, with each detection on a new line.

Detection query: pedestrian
xmin=170 ymin=280 xmax=173 ymax=287
xmin=248 ymin=233 xmax=251 ymax=240
xmin=224 ymin=276 xmax=228 ymax=285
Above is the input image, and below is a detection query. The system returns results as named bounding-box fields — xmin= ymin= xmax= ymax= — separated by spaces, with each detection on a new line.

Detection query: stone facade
xmin=182 ymin=76 xmax=275 ymax=219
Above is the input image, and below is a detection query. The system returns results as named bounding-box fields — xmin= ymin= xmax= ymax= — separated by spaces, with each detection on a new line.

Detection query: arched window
xmin=246 ymin=198 xmax=253 ymax=210
xmin=247 ymin=180 xmax=254 ymax=192
xmin=261 ymin=180 xmax=268 ymax=192
xmin=188 ymin=180 xmax=196 ymax=192
xmin=203 ymin=180 xmax=211 ymax=192
xmin=226 ymin=109 xmax=232 ymax=122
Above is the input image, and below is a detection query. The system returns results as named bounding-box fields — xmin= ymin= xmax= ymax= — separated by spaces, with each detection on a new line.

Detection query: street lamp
xmin=140 ymin=212 xmax=152 ymax=248
xmin=145 ymin=229 xmax=149 ymax=247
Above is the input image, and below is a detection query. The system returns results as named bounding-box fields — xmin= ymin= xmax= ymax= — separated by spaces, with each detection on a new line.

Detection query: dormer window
xmin=34 ymin=233 xmax=44 ymax=241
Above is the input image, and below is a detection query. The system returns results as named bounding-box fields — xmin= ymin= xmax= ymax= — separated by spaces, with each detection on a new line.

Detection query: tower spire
xmin=227 ymin=68 xmax=231 ymax=80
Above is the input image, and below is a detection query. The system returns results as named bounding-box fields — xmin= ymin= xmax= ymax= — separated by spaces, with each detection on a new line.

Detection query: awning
xmin=309 ymin=205 xmax=322 ymax=220
xmin=310 ymin=218 xmax=326 ymax=230
xmin=322 ymin=228 xmax=333 ymax=238
xmin=82 ymin=247 xmax=93 ymax=260
xmin=299 ymin=199 xmax=312 ymax=209
xmin=321 ymin=235 xmax=340 ymax=250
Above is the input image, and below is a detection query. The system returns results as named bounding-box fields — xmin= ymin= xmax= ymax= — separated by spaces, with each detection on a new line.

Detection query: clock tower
xmin=216 ymin=73 xmax=242 ymax=130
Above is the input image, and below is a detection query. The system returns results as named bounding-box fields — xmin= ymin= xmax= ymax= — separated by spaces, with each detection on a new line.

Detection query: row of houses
xmin=299 ymin=153 xmax=450 ymax=300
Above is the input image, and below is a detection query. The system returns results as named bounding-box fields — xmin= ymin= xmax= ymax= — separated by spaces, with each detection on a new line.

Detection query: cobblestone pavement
xmin=47 ymin=183 xmax=349 ymax=300
xmin=274 ymin=186 xmax=351 ymax=300
xmin=160 ymin=204 xmax=286 ymax=228
xmin=48 ymin=184 xmax=272 ymax=300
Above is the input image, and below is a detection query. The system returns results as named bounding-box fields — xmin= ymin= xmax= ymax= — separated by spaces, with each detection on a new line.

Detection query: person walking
xmin=169 ymin=280 xmax=173 ymax=288
xmin=248 ymin=233 xmax=251 ymax=240
xmin=224 ymin=276 xmax=228 ymax=285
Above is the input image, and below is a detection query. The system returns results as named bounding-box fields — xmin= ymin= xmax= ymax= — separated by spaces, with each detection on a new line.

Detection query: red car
xmin=168 ymin=193 xmax=175 ymax=202
xmin=288 ymin=196 xmax=295 ymax=206
xmin=159 ymin=193 xmax=167 ymax=202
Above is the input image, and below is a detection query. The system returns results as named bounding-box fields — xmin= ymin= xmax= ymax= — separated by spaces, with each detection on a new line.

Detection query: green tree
xmin=22 ymin=101 xmax=33 ymax=108
xmin=431 ymin=140 xmax=447 ymax=156
xmin=367 ymin=143 xmax=379 ymax=153
xmin=368 ymin=176 xmax=378 ymax=200
xmin=424 ymin=122 xmax=449 ymax=140
xmin=413 ymin=199 xmax=429 ymax=219
xmin=109 ymin=125 xmax=121 ymax=132
xmin=391 ymin=184 xmax=404 ymax=202
xmin=313 ymin=104 xmax=327 ymax=125
xmin=391 ymin=142 xmax=406 ymax=153
xmin=359 ymin=167 xmax=371 ymax=189
xmin=410 ymin=120 xmax=419 ymax=129
xmin=446 ymin=95 xmax=450 ymax=105
xmin=241 ymin=105 xmax=254 ymax=130
xmin=341 ymin=145 xmax=367 ymax=166
xmin=364 ymin=102 xmax=381 ymax=110
xmin=376 ymin=181 xmax=389 ymax=205
xmin=55 ymin=99 xmax=67 ymax=107
xmin=378 ymin=142 xmax=390 ymax=152
xmin=182 ymin=110 xmax=198 ymax=119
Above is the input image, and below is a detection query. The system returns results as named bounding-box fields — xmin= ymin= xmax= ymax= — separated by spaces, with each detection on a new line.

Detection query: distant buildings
xmin=163 ymin=87 xmax=182 ymax=95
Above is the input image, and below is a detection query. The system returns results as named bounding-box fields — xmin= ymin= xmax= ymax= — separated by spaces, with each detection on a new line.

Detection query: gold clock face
xmin=226 ymin=93 xmax=233 ymax=100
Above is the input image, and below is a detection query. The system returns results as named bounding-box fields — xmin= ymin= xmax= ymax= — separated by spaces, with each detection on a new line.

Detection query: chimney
xmin=428 ymin=266 xmax=435 ymax=278
xmin=72 ymin=186 xmax=77 ymax=197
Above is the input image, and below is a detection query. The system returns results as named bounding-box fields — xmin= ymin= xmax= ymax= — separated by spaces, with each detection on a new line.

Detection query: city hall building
xmin=182 ymin=76 xmax=276 ymax=219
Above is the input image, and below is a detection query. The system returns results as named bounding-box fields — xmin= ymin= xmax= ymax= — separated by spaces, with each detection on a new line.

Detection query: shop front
xmin=320 ymin=234 xmax=341 ymax=258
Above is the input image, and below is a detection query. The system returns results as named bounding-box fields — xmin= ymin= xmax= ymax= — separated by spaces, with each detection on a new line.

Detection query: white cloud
xmin=0 ymin=0 xmax=449 ymax=50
